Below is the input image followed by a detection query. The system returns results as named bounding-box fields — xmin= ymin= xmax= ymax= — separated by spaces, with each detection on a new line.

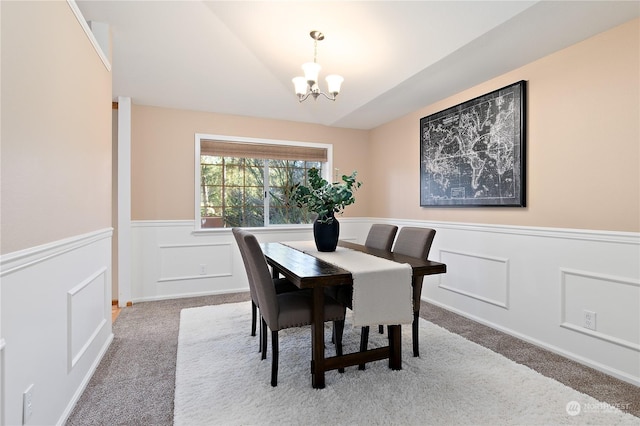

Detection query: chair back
xmin=364 ymin=224 xmax=398 ymax=251
xmin=241 ymin=232 xmax=279 ymax=328
xmin=393 ymin=227 xmax=436 ymax=259
xmin=232 ymin=228 xmax=258 ymax=304
xmin=394 ymin=227 xmax=436 ymax=307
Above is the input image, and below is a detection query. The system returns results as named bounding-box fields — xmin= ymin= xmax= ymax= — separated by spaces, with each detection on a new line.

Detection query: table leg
xmin=412 ymin=311 xmax=420 ymax=357
xmin=311 ymin=286 xmax=326 ymax=388
xmin=412 ymin=275 xmax=424 ymax=357
xmin=388 ymin=324 xmax=402 ymax=370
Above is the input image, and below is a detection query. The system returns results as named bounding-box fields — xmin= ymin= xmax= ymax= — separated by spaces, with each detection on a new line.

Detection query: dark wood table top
xmin=260 ymin=240 xmax=447 ymax=289
xmin=260 ymin=241 xmax=352 ymax=289
xmin=338 ymin=240 xmax=447 ymax=276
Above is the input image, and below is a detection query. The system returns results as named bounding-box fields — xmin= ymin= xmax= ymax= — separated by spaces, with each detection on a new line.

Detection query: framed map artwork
xmin=420 ymin=80 xmax=526 ymax=207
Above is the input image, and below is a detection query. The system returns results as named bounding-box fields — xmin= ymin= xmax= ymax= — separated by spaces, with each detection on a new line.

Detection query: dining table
xmin=260 ymin=239 xmax=447 ymax=389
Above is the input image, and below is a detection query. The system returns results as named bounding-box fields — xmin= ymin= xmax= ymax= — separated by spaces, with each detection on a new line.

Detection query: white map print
xmin=420 ymin=83 xmax=524 ymax=206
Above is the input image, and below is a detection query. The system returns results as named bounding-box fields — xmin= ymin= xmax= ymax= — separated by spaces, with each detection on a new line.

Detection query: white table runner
xmin=283 ymin=241 xmax=413 ymax=327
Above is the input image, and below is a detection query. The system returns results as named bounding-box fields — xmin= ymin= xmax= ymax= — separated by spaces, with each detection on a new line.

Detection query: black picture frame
xmin=420 ymin=80 xmax=526 ymax=207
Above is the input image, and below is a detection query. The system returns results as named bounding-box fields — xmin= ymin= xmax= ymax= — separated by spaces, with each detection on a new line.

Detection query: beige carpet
xmin=174 ymin=301 xmax=638 ymax=425
xmin=65 ymin=294 xmax=639 ymax=425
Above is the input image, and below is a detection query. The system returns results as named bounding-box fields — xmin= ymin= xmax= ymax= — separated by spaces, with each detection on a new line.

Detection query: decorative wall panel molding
xmin=158 ymin=243 xmax=232 ymax=282
xmin=439 ymin=249 xmax=510 ymax=308
xmin=560 ymin=268 xmax=640 ymax=351
xmin=67 ymin=267 xmax=108 ymax=369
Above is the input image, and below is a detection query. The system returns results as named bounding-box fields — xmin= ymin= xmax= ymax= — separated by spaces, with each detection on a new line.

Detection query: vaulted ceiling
xmin=77 ymin=1 xmax=639 ymax=130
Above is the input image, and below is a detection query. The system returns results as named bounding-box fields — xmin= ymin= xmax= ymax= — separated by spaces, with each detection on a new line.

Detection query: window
xmin=195 ymin=134 xmax=332 ymax=229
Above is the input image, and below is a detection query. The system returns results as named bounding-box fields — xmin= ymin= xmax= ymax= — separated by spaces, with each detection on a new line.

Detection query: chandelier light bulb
xmin=302 ymin=62 xmax=321 ymax=86
xmin=292 ymin=77 xmax=307 ymax=96
xmin=325 ymin=74 xmax=344 ymax=95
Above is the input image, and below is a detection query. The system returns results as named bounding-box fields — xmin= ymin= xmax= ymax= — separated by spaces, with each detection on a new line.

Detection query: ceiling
xmin=76 ymin=1 xmax=639 ymax=130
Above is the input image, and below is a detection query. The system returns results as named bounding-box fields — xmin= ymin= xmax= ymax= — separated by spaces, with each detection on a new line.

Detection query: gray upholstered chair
xmin=241 ymin=231 xmax=346 ymax=386
xmin=232 ymin=228 xmax=298 ymax=346
xmin=360 ymin=226 xmax=436 ymax=366
xmin=364 ymin=224 xmax=398 ymax=251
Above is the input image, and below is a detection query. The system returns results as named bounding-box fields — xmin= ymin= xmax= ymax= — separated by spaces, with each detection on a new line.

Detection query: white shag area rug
xmin=174 ymin=302 xmax=637 ymax=425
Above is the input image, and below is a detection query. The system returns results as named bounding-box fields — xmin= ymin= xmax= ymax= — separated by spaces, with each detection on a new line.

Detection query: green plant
xmin=290 ymin=167 xmax=362 ymax=224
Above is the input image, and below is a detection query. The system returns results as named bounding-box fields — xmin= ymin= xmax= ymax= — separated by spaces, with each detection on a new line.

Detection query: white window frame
xmin=194 ymin=133 xmax=333 ymax=231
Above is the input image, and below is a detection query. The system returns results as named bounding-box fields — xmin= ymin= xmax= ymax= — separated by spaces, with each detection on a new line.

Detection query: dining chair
xmin=241 ymin=231 xmax=346 ymax=386
xmin=360 ymin=226 xmax=436 ymax=365
xmin=364 ymin=224 xmax=398 ymax=251
xmin=232 ymin=228 xmax=299 ymax=346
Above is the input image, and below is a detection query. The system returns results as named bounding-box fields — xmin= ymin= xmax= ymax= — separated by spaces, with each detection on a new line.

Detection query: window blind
xmin=200 ymin=140 xmax=327 ymax=162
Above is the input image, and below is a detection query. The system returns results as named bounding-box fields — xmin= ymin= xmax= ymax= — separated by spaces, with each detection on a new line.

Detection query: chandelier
xmin=292 ymin=31 xmax=344 ymax=102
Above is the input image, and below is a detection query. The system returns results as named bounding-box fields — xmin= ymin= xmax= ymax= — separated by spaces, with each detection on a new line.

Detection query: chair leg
xmin=378 ymin=324 xmax=384 ymax=334
xmin=254 ymin=304 xmax=262 ymax=355
xmin=271 ymin=330 xmax=279 ymax=387
xmin=261 ymin=318 xmax=268 ymax=360
xmin=358 ymin=326 xmax=370 ymax=370
xmin=258 ymin=318 xmax=261 ymax=353
xmin=412 ymin=311 xmax=419 ymax=357
xmin=251 ymin=301 xmax=257 ymax=336
xmin=331 ymin=322 xmax=335 ymax=344
xmin=334 ymin=320 xmax=345 ymax=373
xmin=258 ymin=312 xmax=263 ymax=353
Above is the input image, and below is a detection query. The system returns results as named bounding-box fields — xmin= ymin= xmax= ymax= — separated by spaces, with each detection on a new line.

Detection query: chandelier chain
xmin=313 ymin=39 xmax=318 ymax=63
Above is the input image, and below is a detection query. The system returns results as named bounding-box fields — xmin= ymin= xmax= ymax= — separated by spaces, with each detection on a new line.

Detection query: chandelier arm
xmin=297 ymin=92 xmax=313 ymax=103
xmin=317 ymin=91 xmax=337 ymax=101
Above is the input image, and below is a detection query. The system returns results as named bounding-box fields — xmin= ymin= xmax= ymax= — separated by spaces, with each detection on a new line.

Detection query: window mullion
xmin=263 ymin=162 xmax=269 ymax=227
xmin=221 ymin=158 xmax=226 ymax=218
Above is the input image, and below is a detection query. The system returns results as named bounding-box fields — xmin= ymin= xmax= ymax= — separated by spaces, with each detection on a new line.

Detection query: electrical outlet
xmin=583 ymin=310 xmax=597 ymax=331
xmin=199 ymin=264 xmax=206 ymax=275
xmin=23 ymin=384 xmax=34 ymax=424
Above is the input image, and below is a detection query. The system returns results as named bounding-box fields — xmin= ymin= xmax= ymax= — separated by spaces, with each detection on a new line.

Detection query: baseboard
xmin=132 ymin=288 xmax=249 ymax=304
xmin=57 ymin=333 xmax=114 ymax=426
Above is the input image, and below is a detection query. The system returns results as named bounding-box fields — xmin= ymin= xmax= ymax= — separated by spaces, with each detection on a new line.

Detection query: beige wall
xmin=131 ymin=19 xmax=638 ymax=233
xmin=369 ymin=18 xmax=639 ymax=233
xmin=131 ymin=106 xmax=370 ymax=220
xmin=1 ymin=1 xmax=112 ymax=254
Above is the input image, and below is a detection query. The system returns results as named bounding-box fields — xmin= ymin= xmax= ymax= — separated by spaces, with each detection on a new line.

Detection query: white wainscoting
xmin=414 ymin=220 xmax=639 ymax=386
xmin=130 ymin=219 xmax=640 ymax=386
xmin=0 ymin=229 xmax=113 ymax=426
xmin=130 ymin=219 xmax=370 ymax=302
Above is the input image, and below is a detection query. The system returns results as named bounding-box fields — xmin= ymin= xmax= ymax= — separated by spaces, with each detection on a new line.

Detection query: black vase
xmin=313 ymin=216 xmax=340 ymax=252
